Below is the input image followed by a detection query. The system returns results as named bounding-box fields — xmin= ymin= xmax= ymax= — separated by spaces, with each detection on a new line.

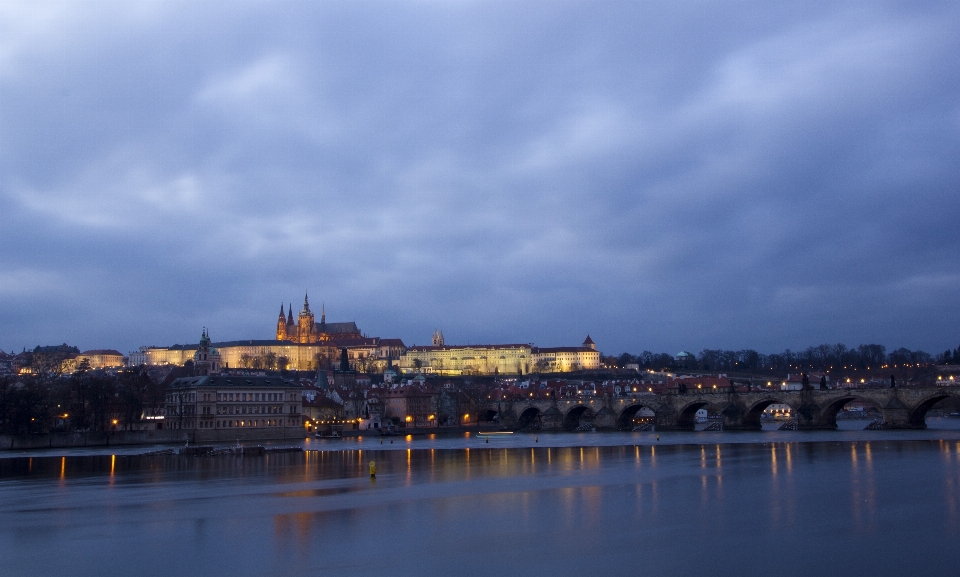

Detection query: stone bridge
xmin=482 ymin=386 xmax=960 ymax=431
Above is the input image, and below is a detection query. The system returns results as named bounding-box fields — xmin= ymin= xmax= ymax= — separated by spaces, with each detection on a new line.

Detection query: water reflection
xmin=2 ymin=441 xmax=960 ymax=576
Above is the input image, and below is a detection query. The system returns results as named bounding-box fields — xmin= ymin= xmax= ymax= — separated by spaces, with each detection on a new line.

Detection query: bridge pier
xmin=720 ymin=402 xmax=759 ymax=431
xmin=498 ymin=408 xmax=518 ymax=430
xmin=879 ymin=395 xmax=925 ymax=429
xmin=594 ymin=406 xmax=616 ymax=430
xmin=795 ymin=401 xmax=837 ymax=430
xmin=541 ymin=406 xmax=563 ymax=430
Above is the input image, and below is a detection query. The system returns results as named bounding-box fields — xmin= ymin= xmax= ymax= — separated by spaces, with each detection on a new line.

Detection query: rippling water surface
xmin=3 ymin=423 xmax=960 ymax=576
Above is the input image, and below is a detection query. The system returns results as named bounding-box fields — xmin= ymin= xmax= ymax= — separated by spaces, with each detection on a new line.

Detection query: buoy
xmin=656 ymin=435 xmax=660 ymax=441
xmin=380 ymin=439 xmax=383 ymax=444
xmin=369 ymin=460 xmax=376 ymax=477
xmin=535 ymin=436 xmax=539 ymax=442
xmin=485 ymin=438 xmax=489 ymax=443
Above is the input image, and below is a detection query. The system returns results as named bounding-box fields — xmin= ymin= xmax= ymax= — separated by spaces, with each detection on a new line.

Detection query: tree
xmin=313 ymin=351 xmax=333 ymax=371
xmin=533 ymin=358 xmax=551 ymax=373
xmin=117 ymin=367 xmax=155 ymax=430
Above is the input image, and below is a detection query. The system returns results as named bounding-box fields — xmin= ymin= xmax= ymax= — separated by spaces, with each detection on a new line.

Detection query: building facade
xmin=75 ymin=349 xmax=126 ymax=369
xmin=145 ymin=340 xmax=339 ymax=371
xmin=399 ymin=336 xmax=600 ymax=376
xmin=164 ymin=375 xmax=304 ymax=441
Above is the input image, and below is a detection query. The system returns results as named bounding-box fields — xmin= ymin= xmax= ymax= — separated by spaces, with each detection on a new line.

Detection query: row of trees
xmin=613 ymin=343 xmax=948 ymax=373
xmin=941 ymin=347 xmax=960 ymax=365
xmin=237 ymin=352 xmax=290 ymax=371
xmin=0 ymin=365 xmax=163 ymax=436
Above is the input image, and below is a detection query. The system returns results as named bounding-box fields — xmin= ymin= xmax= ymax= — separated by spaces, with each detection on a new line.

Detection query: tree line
xmin=612 ymin=343 xmax=950 ymax=373
xmin=0 ymin=363 xmax=163 ymax=436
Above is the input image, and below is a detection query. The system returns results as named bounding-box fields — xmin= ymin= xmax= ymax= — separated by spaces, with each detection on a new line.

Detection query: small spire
xmin=321 ymin=302 xmax=326 ymax=324
xmin=303 ymin=291 xmax=310 ymax=313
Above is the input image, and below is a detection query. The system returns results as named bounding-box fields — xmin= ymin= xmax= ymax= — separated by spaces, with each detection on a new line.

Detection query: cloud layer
xmin=1 ymin=0 xmax=959 ymax=355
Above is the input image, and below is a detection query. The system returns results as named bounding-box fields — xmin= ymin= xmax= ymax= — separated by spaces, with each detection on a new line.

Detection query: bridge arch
xmin=616 ymin=403 xmax=656 ymax=429
xmin=677 ymin=400 xmax=723 ymax=429
xmin=563 ymin=404 xmax=596 ymax=430
xmin=517 ymin=407 xmax=542 ymax=430
xmin=818 ymin=395 xmax=884 ymax=429
xmin=743 ymin=398 xmax=799 ymax=429
xmin=908 ymin=392 xmax=960 ymax=428
xmin=480 ymin=409 xmax=499 ymax=423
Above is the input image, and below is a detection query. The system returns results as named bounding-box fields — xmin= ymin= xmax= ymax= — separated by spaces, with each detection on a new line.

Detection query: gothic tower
xmin=297 ymin=293 xmax=316 ymax=343
xmin=286 ymin=304 xmax=295 ymax=338
xmin=276 ymin=304 xmax=287 ymax=340
xmin=432 ymin=329 xmax=445 ymax=346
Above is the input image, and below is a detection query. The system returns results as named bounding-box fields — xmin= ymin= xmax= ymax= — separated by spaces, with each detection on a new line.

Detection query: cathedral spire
xmin=303 ymin=291 xmax=311 ymax=313
xmin=278 ymin=303 xmax=285 ymax=319
xmin=321 ymin=302 xmax=326 ymax=324
xmin=287 ymin=304 xmax=294 ymax=324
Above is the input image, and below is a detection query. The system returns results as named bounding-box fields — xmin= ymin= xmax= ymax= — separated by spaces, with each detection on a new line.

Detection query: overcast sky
xmin=1 ymin=1 xmax=959 ymax=356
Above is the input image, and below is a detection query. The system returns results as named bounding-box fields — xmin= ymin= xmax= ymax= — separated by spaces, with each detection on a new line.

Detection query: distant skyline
xmin=2 ymin=1 xmax=959 ymax=356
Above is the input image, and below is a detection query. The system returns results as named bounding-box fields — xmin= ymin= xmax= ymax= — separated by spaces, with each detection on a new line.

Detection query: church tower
xmin=297 ymin=293 xmax=316 ymax=343
xmin=582 ymin=335 xmax=595 ymax=350
xmin=286 ymin=304 xmax=295 ymax=338
xmin=194 ymin=328 xmax=220 ymax=375
xmin=432 ymin=329 xmax=445 ymax=346
xmin=276 ymin=304 xmax=287 ymax=340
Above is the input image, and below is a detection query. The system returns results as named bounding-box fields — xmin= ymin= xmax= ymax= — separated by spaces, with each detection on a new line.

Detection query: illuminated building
xmin=145 ymin=340 xmax=338 ymax=371
xmin=74 ymin=349 xmax=125 ymax=369
xmin=399 ymin=336 xmax=600 ymax=375
xmin=142 ymin=301 xmax=404 ymax=372
xmin=275 ymin=294 xmax=362 ymax=343
xmin=384 ymin=387 xmax=436 ymax=427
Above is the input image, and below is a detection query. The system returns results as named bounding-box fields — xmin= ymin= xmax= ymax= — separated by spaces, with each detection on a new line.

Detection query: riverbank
xmin=5 ymin=418 xmax=960 ymax=459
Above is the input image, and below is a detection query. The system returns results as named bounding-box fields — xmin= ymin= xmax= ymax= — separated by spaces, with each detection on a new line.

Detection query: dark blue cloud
xmin=1 ymin=1 xmax=958 ymax=356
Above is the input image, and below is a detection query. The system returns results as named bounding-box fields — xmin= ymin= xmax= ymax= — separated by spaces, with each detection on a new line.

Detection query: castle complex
xmin=140 ymin=295 xmax=599 ymax=375
xmin=143 ymin=295 xmax=403 ymax=372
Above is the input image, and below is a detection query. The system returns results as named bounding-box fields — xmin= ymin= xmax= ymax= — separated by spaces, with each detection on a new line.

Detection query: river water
xmin=2 ymin=420 xmax=960 ymax=576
